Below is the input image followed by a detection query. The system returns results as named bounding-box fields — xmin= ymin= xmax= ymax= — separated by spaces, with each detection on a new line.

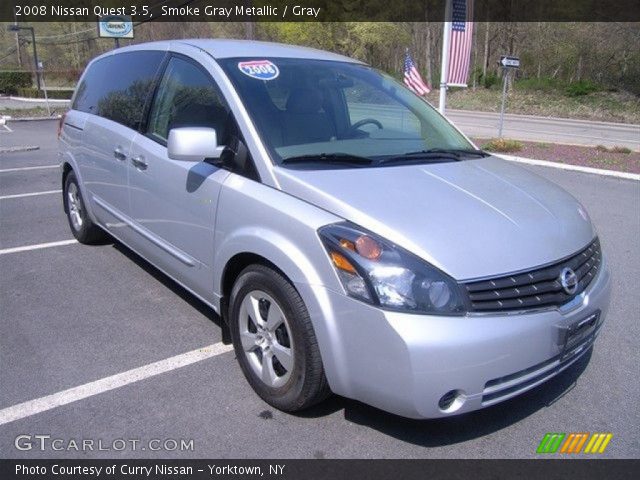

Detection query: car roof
xmin=105 ymin=39 xmax=363 ymax=64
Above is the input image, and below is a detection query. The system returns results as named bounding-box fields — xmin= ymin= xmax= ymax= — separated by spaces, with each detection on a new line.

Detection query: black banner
xmin=1 ymin=459 xmax=640 ymax=480
xmin=2 ymin=0 xmax=640 ymax=22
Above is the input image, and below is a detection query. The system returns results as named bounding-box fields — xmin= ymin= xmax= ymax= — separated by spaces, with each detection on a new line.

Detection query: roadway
xmin=447 ymin=109 xmax=640 ymax=151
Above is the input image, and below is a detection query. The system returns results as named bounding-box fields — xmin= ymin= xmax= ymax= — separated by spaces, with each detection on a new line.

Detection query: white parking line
xmin=0 ymin=189 xmax=61 ymax=200
xmin=497 ymin=154 xmax=640 ymax=181
xmin=0 ymin=343 xmax=233 ymax=426
xmin=0 ymin=239 xmax=78 ymax=255
xmin=0 ymin=165 xmax=58 ymax=173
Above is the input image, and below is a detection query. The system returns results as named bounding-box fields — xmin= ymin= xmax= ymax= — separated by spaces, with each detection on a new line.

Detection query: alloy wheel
xmin=238 ymin=290 xmax=294 ymax=388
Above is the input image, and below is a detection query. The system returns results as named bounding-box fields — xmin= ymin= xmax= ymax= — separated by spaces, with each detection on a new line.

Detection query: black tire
xmin=229 ymin=264 xmax=331 ymax=412
xmin=63 ymin=170 xmax=107 ymax=244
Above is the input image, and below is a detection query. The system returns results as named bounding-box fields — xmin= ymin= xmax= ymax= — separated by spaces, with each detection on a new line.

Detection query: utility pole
xmin=244 ymin=0 xmax=255 ymax=39
xmin=7 ymin=25 xmax=40 ymax=90
xmin=245 ymin=22 xmax=254 ymax=40
xmin=13 ymin=11 xmax=22 ymax=67
xmin=28 ymin=27 xmax=40 ymax=90
xmin=482 ymin=22 xmax=489 ymax=81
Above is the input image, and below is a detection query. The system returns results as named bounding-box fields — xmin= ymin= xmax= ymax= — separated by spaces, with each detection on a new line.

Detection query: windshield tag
xmin=238 ymin=60 xmax=279 ymax=80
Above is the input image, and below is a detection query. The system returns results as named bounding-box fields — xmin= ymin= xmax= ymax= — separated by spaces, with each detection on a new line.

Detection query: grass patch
xmin=564 ymin=80 xmax=601 ymax=97
xmin=611 ymin=146 xmax=632 ymax=154
xmin=15 ymin=87 xmax=73 ymax=100
xmin=482 ymin=138 xmax=523 ymax=153
xmin=0 ymin=107 xmax=64 ymax=118
xmin=594 ymin=145 xmax=632 ymax=154
xmin=515 ymin=77 xmax=565 ymax=92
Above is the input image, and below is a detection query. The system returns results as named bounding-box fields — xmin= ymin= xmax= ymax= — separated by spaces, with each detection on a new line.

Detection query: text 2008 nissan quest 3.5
xmin=58 ymin=40 xmax=610 ymax=419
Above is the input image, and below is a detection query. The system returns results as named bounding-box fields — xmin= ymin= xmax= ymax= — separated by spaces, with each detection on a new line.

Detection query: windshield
xmin=218 ymin=57 xmax=475 ymax=168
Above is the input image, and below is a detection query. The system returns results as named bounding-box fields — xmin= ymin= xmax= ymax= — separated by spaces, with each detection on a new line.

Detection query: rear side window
xmin=72 ymin=58 xmax=109 ymax=114
xmin=73 ymin=51 xmax=164 ymax=130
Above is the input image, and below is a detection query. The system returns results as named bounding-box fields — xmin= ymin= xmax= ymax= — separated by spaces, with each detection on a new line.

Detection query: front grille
xmin=464 ymin=238 xmax=601 ymax=312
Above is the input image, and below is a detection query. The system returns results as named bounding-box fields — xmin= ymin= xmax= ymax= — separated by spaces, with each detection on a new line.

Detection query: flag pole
xmin=439 ymin=0 xmax=452 ymax=114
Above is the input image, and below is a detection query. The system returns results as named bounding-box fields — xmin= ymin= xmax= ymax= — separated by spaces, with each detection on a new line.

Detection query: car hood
xmin=274 ymin=156 xmax=596 ymax=280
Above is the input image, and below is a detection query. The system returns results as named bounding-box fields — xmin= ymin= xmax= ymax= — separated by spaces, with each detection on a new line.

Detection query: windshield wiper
xmin=378 ymin=148 xmax=490 ymax=166
xmin=281 ymin=153 xmax=373 ymax=166
xmin=432 ymin=148 xmax=489 ymax=157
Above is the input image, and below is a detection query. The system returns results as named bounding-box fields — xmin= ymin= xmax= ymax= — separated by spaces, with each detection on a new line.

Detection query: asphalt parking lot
xmin=1 ymin=120 xmax=639 ymax=459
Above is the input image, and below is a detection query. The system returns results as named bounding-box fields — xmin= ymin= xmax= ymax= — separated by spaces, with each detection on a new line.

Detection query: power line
xmin=35 ymin=26 xmax=96 ymax=40
xmin=38 ymin=36 xmax=100 ymax=46
xmin=0 ymin=38 xmax=29 ymax=64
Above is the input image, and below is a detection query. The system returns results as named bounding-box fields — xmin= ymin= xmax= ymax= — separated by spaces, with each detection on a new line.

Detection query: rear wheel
xmin=63 ymin=170 xmax=107 ymax=244
xmin=229 ymin=264 xmax=331 ymax=412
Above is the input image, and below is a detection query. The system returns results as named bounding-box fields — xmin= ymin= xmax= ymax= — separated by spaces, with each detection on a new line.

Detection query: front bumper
xmin=295 ymin=258 xmax=611 ymax=419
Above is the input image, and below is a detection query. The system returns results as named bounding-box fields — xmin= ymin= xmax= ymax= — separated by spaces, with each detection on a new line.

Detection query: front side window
xmin=147 ymin=56 xmax=230 ymax=143
xmin=218 ymin=57 xmax=474 ymax=168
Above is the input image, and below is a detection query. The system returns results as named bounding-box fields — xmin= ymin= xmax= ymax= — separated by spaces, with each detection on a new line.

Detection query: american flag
xmin=447 ymin=0 xmax=474 ymax=87
xmin=403 ymin=51 xmax=431 ymax=95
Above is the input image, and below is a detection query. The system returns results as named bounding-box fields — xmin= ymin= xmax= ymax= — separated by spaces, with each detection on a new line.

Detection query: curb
xmin=8 ymin=96 xmax=71 ymax=104
xmin=6 ymin=116 xmax=61 ymax=122
xmin=0 ymin=146 xmax=40 ymax=154
xmin=496 ymin=154 xmax=640 ymax=181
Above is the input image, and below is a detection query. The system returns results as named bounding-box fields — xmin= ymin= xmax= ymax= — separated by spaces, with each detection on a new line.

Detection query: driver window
xmin=148 ymin=56 xmax=230 ymax=143
xmin=343 ymin=78 xmax=422 ymax=136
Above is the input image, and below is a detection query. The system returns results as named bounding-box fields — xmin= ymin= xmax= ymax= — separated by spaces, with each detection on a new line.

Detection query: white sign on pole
xmin=500 ymin=56 xmax=520 ymax=68
xmin=497 ymin=55 xmax=520 ymax=137
xmin=98 ymin=16 xmax=134 ymax=39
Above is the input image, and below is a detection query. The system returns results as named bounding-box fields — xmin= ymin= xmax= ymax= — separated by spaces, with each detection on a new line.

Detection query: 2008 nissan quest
xmin=58 ymin=40 xmax=611 ymax=418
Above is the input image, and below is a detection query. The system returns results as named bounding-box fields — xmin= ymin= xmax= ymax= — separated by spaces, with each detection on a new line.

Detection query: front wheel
xmin=229 ymin=264 xmax=331 ymax=412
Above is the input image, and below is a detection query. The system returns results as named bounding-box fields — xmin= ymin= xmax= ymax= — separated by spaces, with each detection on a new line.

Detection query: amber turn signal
xmin=339 ymin=238 xmax=356 ymax=252
xmin=330 ymin=251 xmax=357 ymax=274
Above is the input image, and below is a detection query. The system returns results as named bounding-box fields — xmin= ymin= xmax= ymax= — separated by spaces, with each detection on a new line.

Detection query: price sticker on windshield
xmin=238 ymin=60 xmax=280 ymax=80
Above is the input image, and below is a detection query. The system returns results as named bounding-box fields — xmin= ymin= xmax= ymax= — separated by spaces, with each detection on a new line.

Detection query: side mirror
xmin=167 ymin=127 xmax=225 ymax=162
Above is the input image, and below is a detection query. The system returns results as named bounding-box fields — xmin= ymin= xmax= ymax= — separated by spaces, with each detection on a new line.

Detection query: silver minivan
xmin=59 ymin=40 xmax=610 ymax=419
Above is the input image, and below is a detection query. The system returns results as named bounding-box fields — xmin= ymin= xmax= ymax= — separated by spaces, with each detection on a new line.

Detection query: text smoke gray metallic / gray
xmin=59 ymin=39 xmax=610 ymax=419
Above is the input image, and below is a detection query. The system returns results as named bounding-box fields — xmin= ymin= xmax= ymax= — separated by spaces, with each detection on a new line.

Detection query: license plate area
xmin=559 ymin=310 xmax=601 ymax=360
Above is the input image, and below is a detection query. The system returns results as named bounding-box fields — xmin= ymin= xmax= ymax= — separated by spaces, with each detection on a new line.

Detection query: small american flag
xmin=403 ymin=51 xmax=431 ymax=96
xmin=447 ymin=0 xmax=474 ymax=87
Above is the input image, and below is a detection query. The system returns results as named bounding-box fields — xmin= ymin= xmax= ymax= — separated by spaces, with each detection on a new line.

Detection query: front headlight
xmin=319 ymin=223 xmax=466 ymax=316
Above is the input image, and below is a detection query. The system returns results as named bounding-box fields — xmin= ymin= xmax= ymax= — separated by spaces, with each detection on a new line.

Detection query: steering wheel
xmin=348 ymin=118 xmax=383 ymax=136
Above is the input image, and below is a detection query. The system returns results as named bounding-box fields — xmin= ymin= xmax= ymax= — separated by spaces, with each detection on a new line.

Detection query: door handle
xmin=131 ymin=155 xmax=148 ymax=170
xmin=113 ymin=147 xmax=127 ymax=161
